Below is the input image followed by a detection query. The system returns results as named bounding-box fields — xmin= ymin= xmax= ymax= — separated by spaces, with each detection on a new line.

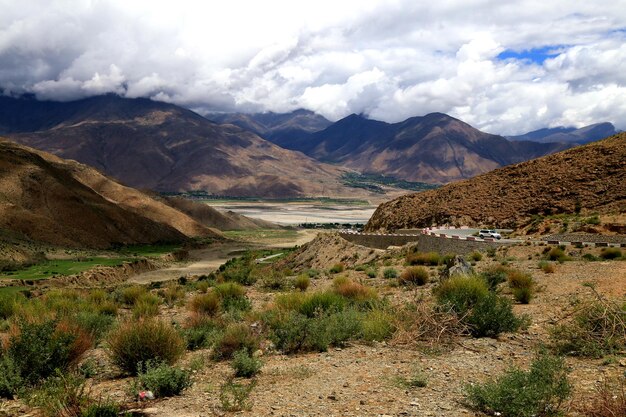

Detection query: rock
xmin=440 ymin=255 xmax=473 ymax=280
xmin=619 ymin=358 xmax=626 ymax=367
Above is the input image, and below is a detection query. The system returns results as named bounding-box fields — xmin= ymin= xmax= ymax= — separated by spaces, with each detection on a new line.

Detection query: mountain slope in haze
xmin=507 ymin=122 xmax=617 ymax=144
xmin=366 ymin=133 xmax=626 ymax=232
xmin=209 ymin=109 xmax=332 ymax=148
xmin=0 ymin=139 xmax=221 ymax=250
xmin=266 ymin=112 xmax=570 ymax=184
xmin=1 ymin=95 xmax=353 ymax=198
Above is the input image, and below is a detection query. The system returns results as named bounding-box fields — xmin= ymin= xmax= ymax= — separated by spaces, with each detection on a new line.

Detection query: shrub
xmin=182 ymin=316 xmax=223 ymax=350
xmin=406 ymin=251 xmax=440 ymax=266
xmin=294 ymin=274 xmax=310 ymax=291
xmin=220 ymin=379 xmax=255 ymax=412
xmin=383 ymin=268 xmax=398 ymax=279
xmin=365 ymin=268 xmax=378 ymax=278
xmin=298 ymin=292 xmax=346 ymax=318
xmin=399 ymin=267 xmax=429 ymax=286
xmin=547 ymin=247 xmax=569 ymax=262
xmin=189 ymin=292 xmax=220 ymax=316
xmin=538 ymin=260 xmax=556 ymax=273
xmin=24 ymin=371 xmax=89 ymax=417
xmin=116 ymin=285 xmax=147 ymax=306
xmin=466 ymin=293 xmax=523 ymax=337
xmin=0 ymin=291 xmax=24 ymax=320
xmin=75 ymin=311 xmax=115 ymax=343
xmin=329 ymin=263 xmax=344 ymax=274
xmin=550 ymin=296 xmax=626 ymax=357
xmin=212 ymin=323 xmax=259 ymax=360
xmin=0 ymin=356 xmax=22 ymax=398
xmin=132 ymin=293 xmax=161 ymax=318
xmin=361 ymin=309 xmax=395 ymax=342
xmin=159 ymin=284 xmax=185 ymax=306
xmin=583 ymin=253 xmax=599 ymax=261
xmin=434 ymin=275 xmax=489 ymax=314
xmin=465 ymin=353 xmax=571 ymax=417
xmin=325 ymin=308 xmax=362 ymax=347
xmin=231 ymin=349 xmax=262 ymax=378
xmin=435 ymin=275 xmax=522 ymax=338
xmin=469 ymin=251 xmax=483 ymax=262
xmin=333 ymin=281 xmax=378 ymax=304
xmin=600 ymin=247 xmax=622 ymax=260
xmin=134 ymin=360 xmax=192 ymax=398
xmin=215 ymin=282 xmax=251 ymax=314
xmin=507 ymin=270 xmax=535 ymax=304
xmin=480 ymin=265 xmax=508 ymax=290
xmin=5 ymin=318 xmax=92 ymax=387
xmin=106 ymin=318 xmax=185 ymax=375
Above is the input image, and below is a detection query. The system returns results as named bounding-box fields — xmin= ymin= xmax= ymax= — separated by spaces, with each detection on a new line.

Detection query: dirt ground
xmin=2 ymin=236 xmax=625 ymax=417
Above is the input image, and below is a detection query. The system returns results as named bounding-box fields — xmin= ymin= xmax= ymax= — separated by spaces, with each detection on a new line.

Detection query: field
xmin=1 ymin=232 xmax=624 ymax=417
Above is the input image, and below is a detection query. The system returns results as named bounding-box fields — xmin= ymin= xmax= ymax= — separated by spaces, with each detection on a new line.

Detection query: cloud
xmin=0 ymin=0 xmax=625 ymax=133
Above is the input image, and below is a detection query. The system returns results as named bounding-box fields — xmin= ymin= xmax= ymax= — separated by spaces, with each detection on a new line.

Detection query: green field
xmin=164 ymin=192 xmax=370 ymax=206
xmin=114 ymin=243 xmax=182 ymax=257
xmin=0 ymin=257 xmax=134 ymax=281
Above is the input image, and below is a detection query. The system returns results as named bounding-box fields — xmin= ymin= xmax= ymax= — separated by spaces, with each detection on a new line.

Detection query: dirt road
xmin=128 ymin=229 xmax=322 ymax=284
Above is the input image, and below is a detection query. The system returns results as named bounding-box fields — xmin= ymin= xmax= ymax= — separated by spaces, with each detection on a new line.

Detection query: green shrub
xmin=399 ymin=266 xmax=429 ymax=286
xmin=383 ymin=268 xmax=398 ymax=279
xmin=5 ymin=318 xmax=92 ymax=387
xmin=81 ymin=402 xmax=124 ymax=417
xmin=325 ymin=308 xmax=363 ymax=347
xmin=547 ymin=247 xmax=569 ymax=262
xmin=469 ymin=251 xmax=483 ymax=262
xmin=600 ymin=247 xmax=622 ymax=260
xmin=106 ymin=318 xmax=185 ymax=375
xmin=24 ymin=371 xmax=89 ymax=417
xmin=294 ymin=275 xmax=310 ymax=291
xmin=298 ymin=292 xmax=346 ymax=318
xmin=507 ymin=270 xmax=535 ymax=304
xmin=215 ymin=283 xmax=251 ymax=315
xmin=434 ymin=275 xmax=489 ymax=314
xmin=435 ymin=275 xmax=522 ymax=338
xmin=538 ymin=260 xmax=556 ymax=273
xmin=480 ymin=265 xmax=508 ymax=290
xmin=116 ymin=285 xmax=147 ymax=306
xmin=132 ymin=293 xmax=161 ymax=318
xmin=212 ymin=323 xmax=259 ymax=360
xmin=583 ymin=253 xmax=599 ymax=261
xmin=466 ymin=292 xmax=523 ymax=338
xmin=406 ymin=251 xmax=440 ymax=266
xmin=134 ymin=360 xmax=192 ymax=398
xmin=306 ymin=269 xmax=320 ymax=278
xmin=465 ymin=353 xmax=571 ymax=417
xmin=261 ymin=272 xmax=291 ymax=291
xmin=219 ymin=253 xmax=256 ymax=285
xmin=329 ymin=263 xmax=345 ymax=274
xmin=220 ymin=379 xmax=255 ymax=412
xmin=189 ymin=292 xmax=220 ymax=316
xmin=365 ymin=268 xmax=378 ymax=278
xmin=0 ymin=355 xmax=22 ymax=398
xmin=361 ymin=309 xmax=395 ymax=342
xmin=182 ymin=318 xmax=223 ymax=350
xmin=231 ymin=349 xmax=262 ymax=378
xmin=75 ymin=311 xmax=115 ymax=343
xmin=159 ymin=284 xmax=185 ymax=306
xmin=0 ymin=291 xmax=24 ymax=320
xmin=550 ymin=297 xmax=626 ymax=357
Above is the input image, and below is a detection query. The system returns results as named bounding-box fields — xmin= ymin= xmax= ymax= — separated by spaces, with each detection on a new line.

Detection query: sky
xmin=1 ymin=0 xmax=625 ymax=135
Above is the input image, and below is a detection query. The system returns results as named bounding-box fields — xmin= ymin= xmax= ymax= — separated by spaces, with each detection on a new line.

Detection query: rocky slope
xmin=1 ymin=95 xmax=356 ymax=198
xmin=261 ymin=112 xmax=571 ymax=184
xmin=366 ymin=133 xmax=626 ymax=231
xmin=0 ymin=139 xmax=221 ymax=250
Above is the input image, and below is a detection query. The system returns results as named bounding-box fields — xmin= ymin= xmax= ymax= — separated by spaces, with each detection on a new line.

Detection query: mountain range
xmin=365 ymin=132 xmax=626 ymax=232
xmin=1 ymin=95 xmax=356 ymax=198
xmin=0 ymin=94 xmax=618 ymax=196
xmin=507 ymin=122 xmax=617 ymax=144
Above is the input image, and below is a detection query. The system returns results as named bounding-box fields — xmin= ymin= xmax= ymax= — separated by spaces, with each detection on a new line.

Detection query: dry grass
xmin=575 ymin=376 xmax=626 ymax=417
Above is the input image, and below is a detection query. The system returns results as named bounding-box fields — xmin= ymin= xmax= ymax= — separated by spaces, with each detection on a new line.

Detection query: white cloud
xmin=0 ymin=0 xmax=625 ymax=133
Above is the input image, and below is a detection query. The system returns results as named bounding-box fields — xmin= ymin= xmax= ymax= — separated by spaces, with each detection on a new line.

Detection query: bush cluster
xmin=507 ymin=270 xmax=536 ymax=304
xmin=406 ymin=251 xmax=441 ymax=266
xmin=133 ymin=360 xmax=192 ymax=398
xmin=465 ymin=353 xmax=571 ymax=417
xmin=399 ymin=266 xmax=429 ymax=286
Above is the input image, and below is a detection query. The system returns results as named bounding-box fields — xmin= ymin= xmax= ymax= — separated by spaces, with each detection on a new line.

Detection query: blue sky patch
xmin=497 ymin=46 xmax=566 ymax=64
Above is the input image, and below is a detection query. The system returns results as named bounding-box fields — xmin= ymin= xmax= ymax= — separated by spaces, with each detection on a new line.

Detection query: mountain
xmin=365 ymin=133 xmax=626 ymax=232
xmin=263 ymin=112 xmax=571 ymax=184
xmin=0 ymin=139 xmax=223 ymax=250
xmin=0 ymin=95 xmax=354 ymax=198
xmin=208 ymin=109 xmax=332 ymax=144
xmin=507 ymin=122 xmax=617 ymax=144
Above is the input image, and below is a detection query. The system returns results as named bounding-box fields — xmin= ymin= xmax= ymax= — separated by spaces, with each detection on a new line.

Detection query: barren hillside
xmin=366 ymin=133 xmax=626 ymax=231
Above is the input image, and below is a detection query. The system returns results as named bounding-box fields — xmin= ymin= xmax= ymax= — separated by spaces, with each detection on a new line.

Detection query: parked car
xmin=479 ymin=229 xmax=501 ymax=240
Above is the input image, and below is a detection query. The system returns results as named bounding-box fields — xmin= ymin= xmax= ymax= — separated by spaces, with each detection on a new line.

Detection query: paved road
xmin=430 ymin=228 xmax=521 ymax=244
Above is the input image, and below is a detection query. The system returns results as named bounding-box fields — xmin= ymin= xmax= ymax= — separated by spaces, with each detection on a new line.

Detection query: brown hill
xmin=0 ymin=139 xmax=222 ymax=250
xmin=2 ymin=95 xmax=357 ymax=198
xmin=366 ymin=133 xmax=626 ymax=231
